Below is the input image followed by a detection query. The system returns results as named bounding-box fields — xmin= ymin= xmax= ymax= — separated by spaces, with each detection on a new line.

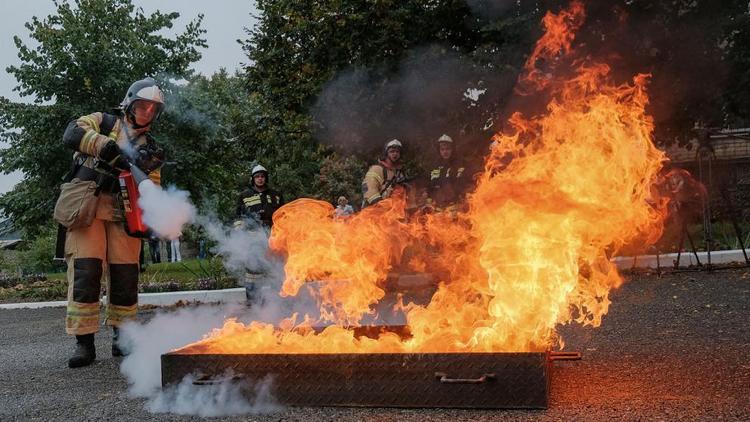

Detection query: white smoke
xmin=118 ymin=304 xmax=284 ymax=416
xmin=138 ymin=180 xmax=196 ymax=240
xmin=147 ymin=373 xmax=280 ymax=416
xmin=198 ymin=215 xmax=283 ymax=277
xmin=119 ymin=305 xmax=241 ymax=397
xmin=118 ymin=221 xmax=320 ymax=416
xmin=198 ymin=216 xmax=327 ymax=322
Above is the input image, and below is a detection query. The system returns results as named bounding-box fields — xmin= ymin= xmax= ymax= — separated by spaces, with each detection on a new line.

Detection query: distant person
xmin=362 ymin=139 xmax=411 ymax=207
xmin=148 ymin=236 xmax=161 ymax=264
xmin=198 ymin=238 xmax=206 ymax=260
xmin=170 ymin=235 xmax=182 ymax=262
xmin=424 ymin=134 xmax=470 ymax=215
xmin=334 ymin=196 xmax=354 ymax=219
xmin=139 ymin=241 xmax=146 ymax=273
xmin=235 ymin=164 xmax=285 ymax=304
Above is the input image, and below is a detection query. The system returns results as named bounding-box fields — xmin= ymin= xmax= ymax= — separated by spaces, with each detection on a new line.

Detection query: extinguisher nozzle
xmin=129 ymin=165 xmax=150 ymax=185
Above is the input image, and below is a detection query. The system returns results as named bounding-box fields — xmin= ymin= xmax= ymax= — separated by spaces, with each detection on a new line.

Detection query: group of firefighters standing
xmin=55 ymin=77 xmax=473 ymax=368
xmin=362 ymin=135 xmax=470 ymax=214
xmin=236 ymin=135 xmax=472 ymax=227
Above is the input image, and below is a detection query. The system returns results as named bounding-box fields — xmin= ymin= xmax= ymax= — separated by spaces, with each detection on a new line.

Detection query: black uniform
xmin=236 ymin=187 xmax=284 ymax=228
xmin=427 ymin=157 xmax=469 ymax=209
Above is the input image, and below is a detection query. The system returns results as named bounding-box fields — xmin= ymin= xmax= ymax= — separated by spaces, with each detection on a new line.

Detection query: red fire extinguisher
xmin=118 ymin=166 xmax=151 ymax=237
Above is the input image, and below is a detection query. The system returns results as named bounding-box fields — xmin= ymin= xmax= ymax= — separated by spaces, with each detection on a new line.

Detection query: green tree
xmin=721 ymin=4 xmax=750 ymax=128
xmin=0 ymin=0 xmax=206 ymax=237
xmin=157 ymin=70 xmax=250 ymax=221
xmin=15 ymin=223 xmax=65 ymax=273
xmin=314 ymin=153 xmax=368 ymax=207
xmin=240 ymin=0 xmax=493 ymax=200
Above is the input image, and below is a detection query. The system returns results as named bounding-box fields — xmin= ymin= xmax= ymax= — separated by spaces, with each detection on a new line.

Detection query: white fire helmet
xmin=121 ymin=77 xmax=165 ymax=127
xmin=385 ymin=139 xmax=402 ymax=150
xmin=251 ymin=164 xmax=268 ymax=177
xmin=437 ymin=134 xmax=453 ymax=144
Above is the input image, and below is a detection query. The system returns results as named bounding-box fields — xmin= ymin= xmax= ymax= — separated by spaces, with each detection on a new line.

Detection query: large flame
xmin=179 ymin=1 xmax=667 ymax=354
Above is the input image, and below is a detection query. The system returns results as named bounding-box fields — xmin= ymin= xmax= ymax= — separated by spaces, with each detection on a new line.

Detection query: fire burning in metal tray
xmin=163 ymin=1 xmax=669 ymax=408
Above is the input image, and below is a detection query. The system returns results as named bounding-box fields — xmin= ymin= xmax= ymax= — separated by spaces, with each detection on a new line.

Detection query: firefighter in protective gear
xmin=235 ymin=164 xmax=285 ymax=228
xmin=425 ymin=134 xmax=469 ymax=213
xmin=362 ymin=139 xmax=410 ymax=206
xmin=58 ymin=77 xmax=165 ymax=368
xmin=234 ymin=164 xmax=284 ymax=304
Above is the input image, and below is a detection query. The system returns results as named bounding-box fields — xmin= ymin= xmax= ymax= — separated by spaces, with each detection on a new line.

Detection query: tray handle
xmin=434 ymin=371 xmax=496 ymax=384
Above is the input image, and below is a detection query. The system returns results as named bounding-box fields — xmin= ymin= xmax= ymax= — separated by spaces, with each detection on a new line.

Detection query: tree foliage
xmin=157 ymin=70 xmax=248 ymax=220
xmin=239 ymin=0 xmax=489 ymax=199
xmin=314 ymin=153 xmax=368 ymax=206
xmin=577 ymin=0 xmax=750 ymax=142
xmin=0 ymin=0 xmax=205 ymax=237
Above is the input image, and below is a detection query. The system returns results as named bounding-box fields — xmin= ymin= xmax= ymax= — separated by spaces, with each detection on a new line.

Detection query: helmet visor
xmin=131 ymin=100 xmax=164 ymax=125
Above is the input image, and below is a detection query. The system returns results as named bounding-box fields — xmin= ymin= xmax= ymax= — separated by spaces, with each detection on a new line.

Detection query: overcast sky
xmin=0 ymin=0 xmax=259 ymax=194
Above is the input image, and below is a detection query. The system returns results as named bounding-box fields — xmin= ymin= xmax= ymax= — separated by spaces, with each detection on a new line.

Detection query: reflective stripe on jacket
xmin=236 ymin=187 xmax=284 ymax=227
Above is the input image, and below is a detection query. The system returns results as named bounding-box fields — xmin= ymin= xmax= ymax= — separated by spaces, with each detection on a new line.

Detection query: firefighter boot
xmin=68 ymin=334 xmax=96 ymax=368
xmin=111 ymin=327 xmax=127 ymax=357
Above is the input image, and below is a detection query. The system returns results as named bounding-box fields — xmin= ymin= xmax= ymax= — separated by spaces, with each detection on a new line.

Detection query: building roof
xmin=666 ymin=129 xmax=750 ymax=165
xmin=0 ymin=239 xmax=23 ymax=250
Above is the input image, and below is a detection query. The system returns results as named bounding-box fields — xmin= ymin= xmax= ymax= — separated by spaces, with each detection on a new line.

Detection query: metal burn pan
xmin=161 ymin=350 xmax=552 ymax=409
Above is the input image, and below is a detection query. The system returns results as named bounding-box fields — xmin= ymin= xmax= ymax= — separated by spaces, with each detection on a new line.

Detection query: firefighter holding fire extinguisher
xmin=54 ymin=77 xmax=165 ymax=368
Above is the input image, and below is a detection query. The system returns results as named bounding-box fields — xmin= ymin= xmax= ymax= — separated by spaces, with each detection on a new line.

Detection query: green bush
xmin=15 ymin=226 xmax=65 ymax=274
xmin=0 ymin=277 xmax=67 ymax=302
xmin=0 ymin=250 xmax=16 ymax=273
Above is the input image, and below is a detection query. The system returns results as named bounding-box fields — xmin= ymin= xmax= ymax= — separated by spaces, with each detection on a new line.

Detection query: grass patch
xmin=139 ymin=257 xmax=238 ymax=292
xmin=0 ymin=257 xmax=239 ymax=303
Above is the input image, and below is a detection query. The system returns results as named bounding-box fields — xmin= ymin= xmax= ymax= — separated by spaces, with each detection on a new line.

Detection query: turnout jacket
xmin=427 ymin=158 xmax=469 ymax=209
xmin=235 ymin=187 xmax=284 ymax=227
xmin=362 ymin=160 xmax=406 ymax=206
xmin=61 ymin=112 xmax=162 ymax=221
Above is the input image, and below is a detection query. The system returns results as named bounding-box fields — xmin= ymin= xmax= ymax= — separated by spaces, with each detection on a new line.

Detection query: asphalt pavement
xmin=1 ymin=268 xmax=748 ymax=421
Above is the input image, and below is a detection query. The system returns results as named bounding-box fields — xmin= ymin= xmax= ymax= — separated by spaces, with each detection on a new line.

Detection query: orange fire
xmin=178 ymin=1 xmax=667 ymax=354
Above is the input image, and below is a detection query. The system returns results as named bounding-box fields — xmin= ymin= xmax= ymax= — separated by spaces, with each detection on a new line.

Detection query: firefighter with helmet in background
xmin=54 ymin=77 xmax=165 ymax=368
xmin=234 ymin=164 xmax=285 ymax=304
xmin=362 ymin=139 xmax=412 ymax=207
xmin=235 ymin=164 xmax=285 ymax=229
xmin=424 ymin=134 xmax=469 ymax=215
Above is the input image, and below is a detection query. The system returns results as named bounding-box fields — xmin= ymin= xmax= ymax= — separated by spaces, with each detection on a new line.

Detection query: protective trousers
xmin=64 ymin=210 xmax=141 ymax=335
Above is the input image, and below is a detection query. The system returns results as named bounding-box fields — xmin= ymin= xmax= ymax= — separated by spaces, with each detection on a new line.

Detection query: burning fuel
xmin=178 ymin=1 xmax=668 ymax=355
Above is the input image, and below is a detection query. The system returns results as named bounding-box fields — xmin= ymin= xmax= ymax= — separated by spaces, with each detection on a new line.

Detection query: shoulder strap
xmin=99 ymin=113 xmax=117 ymax=136
xmin=379 ymin=164 xmax=389 ymax=182
xmin=62 ymin=112 xmax=115 ymax=183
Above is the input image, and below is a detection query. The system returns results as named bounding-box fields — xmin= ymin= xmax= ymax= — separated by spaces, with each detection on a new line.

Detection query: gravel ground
xmin=1 ymin=268 xmax=748 ymax=421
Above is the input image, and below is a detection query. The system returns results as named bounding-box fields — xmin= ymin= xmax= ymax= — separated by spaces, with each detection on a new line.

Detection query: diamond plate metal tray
xmin=161 ymin=351 xmax=551 ymax=409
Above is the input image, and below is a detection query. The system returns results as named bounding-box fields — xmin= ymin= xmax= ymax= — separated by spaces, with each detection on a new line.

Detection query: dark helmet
xmin=121 ymin=77 xmax=165 ymax=128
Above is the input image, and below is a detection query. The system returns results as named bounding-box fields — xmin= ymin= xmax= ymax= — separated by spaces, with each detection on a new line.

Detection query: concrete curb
xmin=0 ymin=287 xmax=246 ymax=310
